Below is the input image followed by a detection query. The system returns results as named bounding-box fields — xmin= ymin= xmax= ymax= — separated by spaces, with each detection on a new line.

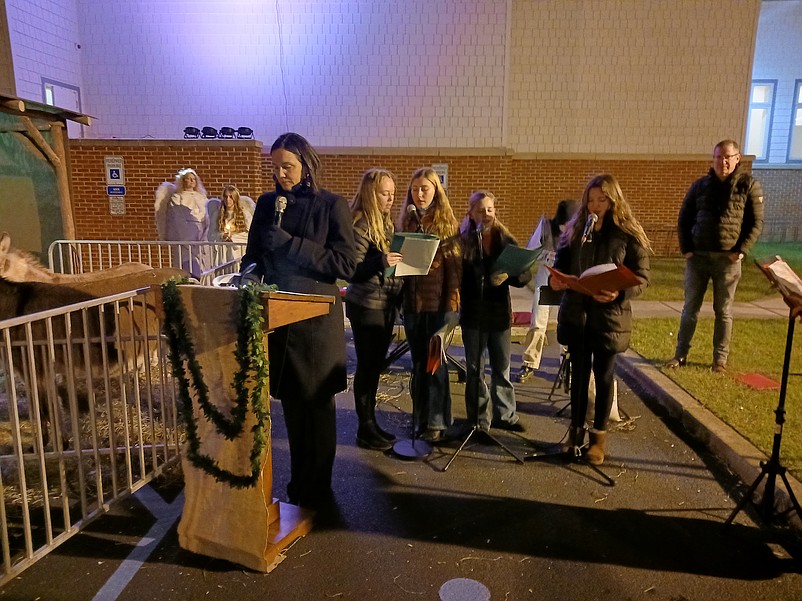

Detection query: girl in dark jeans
xmin=396 ymin=167 xmax=462 ymax=443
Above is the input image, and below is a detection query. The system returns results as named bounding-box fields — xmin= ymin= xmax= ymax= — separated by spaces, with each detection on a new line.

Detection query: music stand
xmin=391 ymin=370 xmax=433 ymax=461
xmin=725 ymin=257 xmax=802 ymax=526
xmin=392 ymin=316 xmax=462 ymax=461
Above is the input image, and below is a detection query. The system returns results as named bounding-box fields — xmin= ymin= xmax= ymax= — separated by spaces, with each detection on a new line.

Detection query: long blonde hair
xmin=350 ymin=168 xmax=396 ymax=253
xmin=396 ymin=167 xmax=458 ymax=239
xmin=563 ymin=174 xmax=652 ymax=252
xmin=216 ymin=184 xmax=247 ymax=233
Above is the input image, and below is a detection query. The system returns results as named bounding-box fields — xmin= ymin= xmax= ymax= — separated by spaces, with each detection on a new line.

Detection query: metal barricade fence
xmin=47 ymin=240 xmax=246 ymax=285
xmin=0 ymin=287 xmax=181 ymax=586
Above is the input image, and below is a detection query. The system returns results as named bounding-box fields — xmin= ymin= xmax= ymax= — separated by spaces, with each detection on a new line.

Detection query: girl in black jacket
xmin=459 ymin=190 xmax=531 ymax=433
xmin=550 ymin=174 xmax=651 ymax=465
xmin=344 ymin=169 xmax=403 ymax=450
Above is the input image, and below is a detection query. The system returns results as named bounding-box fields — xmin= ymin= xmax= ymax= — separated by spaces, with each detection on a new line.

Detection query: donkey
xmin=0 ymin=232 xmax=152 ymax=284
xmin=0 ymin=234 xmax=188 ymax=448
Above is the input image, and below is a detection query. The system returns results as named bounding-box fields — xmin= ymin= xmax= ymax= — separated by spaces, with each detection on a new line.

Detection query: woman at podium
xmin=241 ymin=132 xmax=356 ymax=509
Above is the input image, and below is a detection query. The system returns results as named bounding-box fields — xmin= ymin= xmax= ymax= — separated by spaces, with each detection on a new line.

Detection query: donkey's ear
xmin=0 ymin=232 xmax=10 ymax=255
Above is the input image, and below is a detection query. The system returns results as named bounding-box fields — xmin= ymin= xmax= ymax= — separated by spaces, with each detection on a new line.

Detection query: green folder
xmin=492 ymin=245 xmax=539 ymax=277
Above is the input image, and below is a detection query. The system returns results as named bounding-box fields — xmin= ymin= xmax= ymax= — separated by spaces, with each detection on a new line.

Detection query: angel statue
xmin=206 ymin=184 xmax=256 ymax=261
xmin=154 ymin=168 xmax=210 ymax=277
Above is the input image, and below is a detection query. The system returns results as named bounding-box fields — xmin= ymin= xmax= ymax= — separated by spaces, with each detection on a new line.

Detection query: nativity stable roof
xmin=0 ymin=93 xmax=93 ymax=126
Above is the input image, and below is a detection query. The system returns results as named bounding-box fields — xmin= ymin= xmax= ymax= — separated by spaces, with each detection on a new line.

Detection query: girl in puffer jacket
xmin=550 ymin=174 xmax=651 ymax=465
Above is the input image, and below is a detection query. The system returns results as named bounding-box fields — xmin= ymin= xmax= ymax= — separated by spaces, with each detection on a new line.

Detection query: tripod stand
xmin=725 ymin=258 xmax=802 ymax=526
xmin=391 ymin=371 xmax=433 ymax=460
xmin=443 ymin=421 xmax=524 ymax=470
xmin=444 ymin=226 xmax=524 ymax=470
xmin=443 ymin=335 xmax=525 ymax=471
xmin=549 ymin=347 xmax=571 ymax=402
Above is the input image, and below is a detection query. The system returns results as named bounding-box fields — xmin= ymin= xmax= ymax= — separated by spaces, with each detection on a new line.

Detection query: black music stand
xmin=725 ymin=257 xmax=802 ymax=526
xmin=391 ymin=317 xmax=463 ymax=461
xmin=391 ymin=370 xmax=433 ymax=461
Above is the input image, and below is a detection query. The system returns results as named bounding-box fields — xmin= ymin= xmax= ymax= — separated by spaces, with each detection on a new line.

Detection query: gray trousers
xmin=674 ymin=251 xmax=742 ymax=365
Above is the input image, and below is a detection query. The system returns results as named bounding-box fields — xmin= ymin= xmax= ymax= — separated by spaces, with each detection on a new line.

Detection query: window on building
xmin=44 ymin=82 xmax=54 ymax=106
xmin=745 ymin=81 xmax=775 ymax=161
xmin=789 ymin=80 xmax=802 ymax=163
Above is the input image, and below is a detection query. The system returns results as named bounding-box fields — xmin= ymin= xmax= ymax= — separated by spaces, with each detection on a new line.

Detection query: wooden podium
xmin=165 ymin=285 xmax=334 ymax=572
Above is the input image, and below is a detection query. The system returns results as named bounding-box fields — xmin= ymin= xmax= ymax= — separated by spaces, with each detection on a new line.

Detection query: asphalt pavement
xmin=2 ymin=289 xmax=802 ymax=601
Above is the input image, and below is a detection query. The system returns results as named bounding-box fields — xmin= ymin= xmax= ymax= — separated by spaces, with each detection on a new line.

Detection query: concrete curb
xmin=618 ymin=349 xmax=802 ymax=529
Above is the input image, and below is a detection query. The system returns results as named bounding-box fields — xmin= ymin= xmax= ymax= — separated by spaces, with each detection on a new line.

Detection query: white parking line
xmin=91 ymin=485 xmax=184 ymax=601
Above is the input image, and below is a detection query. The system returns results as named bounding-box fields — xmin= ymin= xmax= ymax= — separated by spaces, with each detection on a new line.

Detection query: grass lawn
xmin=631 ymin=242 xmax=802 ymax=478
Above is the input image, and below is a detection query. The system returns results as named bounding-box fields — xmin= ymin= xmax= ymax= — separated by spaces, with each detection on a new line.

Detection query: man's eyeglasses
xmin=715 ymin=153 xmax=740 ymax=161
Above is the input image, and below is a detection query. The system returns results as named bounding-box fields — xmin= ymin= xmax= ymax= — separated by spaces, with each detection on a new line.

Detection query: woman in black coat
xmin=241 ymin=132 xmax=356 ymax=509
xmin=550 ymin=174 xmax=651 ymax=465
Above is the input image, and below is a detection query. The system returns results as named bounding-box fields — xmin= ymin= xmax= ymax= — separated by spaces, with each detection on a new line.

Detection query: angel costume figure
xmin=206 ymin=184 xmax=255 ymax=261
xmin=154 ymin=168 xmax=209 ymax=277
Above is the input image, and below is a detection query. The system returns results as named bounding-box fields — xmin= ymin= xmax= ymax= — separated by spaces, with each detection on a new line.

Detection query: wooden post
xmin=19 ymin=117 xmax=75 ymax=240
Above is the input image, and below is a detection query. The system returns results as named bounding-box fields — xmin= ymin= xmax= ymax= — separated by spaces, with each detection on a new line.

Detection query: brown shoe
xmin=665 ymin=356 xmax=687 ymax=369
xmin=711 ymin=362 xmax=727 ymax=373
xmin=586 ymin=429 xmax=607 ymax=465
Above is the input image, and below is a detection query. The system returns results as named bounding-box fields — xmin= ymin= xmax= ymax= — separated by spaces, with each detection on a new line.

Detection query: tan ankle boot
xmin=586 ymin=429 xmax=607 ymax=465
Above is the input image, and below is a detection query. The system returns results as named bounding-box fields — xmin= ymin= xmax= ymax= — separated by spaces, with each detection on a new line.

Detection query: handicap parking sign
xmin=104 ymin=156 xmax=125 ymax=185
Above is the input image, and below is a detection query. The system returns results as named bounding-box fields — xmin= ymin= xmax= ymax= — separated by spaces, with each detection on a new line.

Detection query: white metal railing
xmin=47 ymin=240 xmax=245 ymax=285
xmin=0 ymin=286 xmax=181 ymax=585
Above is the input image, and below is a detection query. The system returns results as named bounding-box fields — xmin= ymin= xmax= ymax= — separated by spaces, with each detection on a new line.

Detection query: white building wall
xmin=6 ymin=0 xmax=82 ymax=105
xmin=75 ymin=0 xmax=508 ymax=146
xmin=752 ymin=0 xmax=802 ymax=164
xmin=508 ymin=0 xmax=760 ymax=154
xmin=7 ymin=0 xmax=765 ymax=154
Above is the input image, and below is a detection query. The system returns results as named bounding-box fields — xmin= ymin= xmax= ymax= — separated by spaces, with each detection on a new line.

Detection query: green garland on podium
xmin=161 ymin=280 xmax=273 ymax=488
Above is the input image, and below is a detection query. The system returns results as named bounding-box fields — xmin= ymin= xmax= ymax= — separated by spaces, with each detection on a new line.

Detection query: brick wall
xmin=753 ymin=168 xmax=802 ymax=242
xmin=69 ymin=139 xmax=264 ymax=240
xmin=70 ymin=141 xmax=769 ymax=256
xmin=270 ymin=151 xmax=722 ymax=256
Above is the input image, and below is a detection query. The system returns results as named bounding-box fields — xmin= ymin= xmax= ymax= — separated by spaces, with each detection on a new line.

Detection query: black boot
xmin=357 ymin=421 xmax=392 ymax=451
xmin=376 ymin=424 xmax=396 ymax=442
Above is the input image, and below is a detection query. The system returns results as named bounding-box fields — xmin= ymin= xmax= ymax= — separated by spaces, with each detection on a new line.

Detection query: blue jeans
xmin=675 ymin=252 xmax=742 ymax=365
xmin=462 ymin=327 xmax=518 ymax=429
xmin=403 ymin=312 xmax=453 ymax=432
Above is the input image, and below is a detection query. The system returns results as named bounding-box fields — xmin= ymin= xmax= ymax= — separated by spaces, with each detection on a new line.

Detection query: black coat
xmin=554 ymin=215 xmax=650 ymax=354
xmin=678 ymin=164 xmax=764 ymax=255
xmin=242 ymin=187 xmax=357 ymax=401
xmin=459 ymin=223 xmax=531 ymax=331
xmin=344 ymin=218 xmax=403 ymax=311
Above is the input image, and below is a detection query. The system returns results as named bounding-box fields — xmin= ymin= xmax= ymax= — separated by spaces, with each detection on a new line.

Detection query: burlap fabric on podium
xmin=166 ymin=286 xmax=291 ymax=573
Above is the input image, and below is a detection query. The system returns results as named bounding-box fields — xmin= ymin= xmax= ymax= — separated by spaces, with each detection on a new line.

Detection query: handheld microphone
xmin=581 ymin=213 xmax=598 ymax=244
xmin=274 ymin=196 xmax=288 ymax=227
xmin=407 ymin=204 xmax=422 ymax=232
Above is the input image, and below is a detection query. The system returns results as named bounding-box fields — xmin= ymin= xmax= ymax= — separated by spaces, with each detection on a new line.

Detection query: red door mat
xmin=736 ymin=372 xmax=781 ymax=390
